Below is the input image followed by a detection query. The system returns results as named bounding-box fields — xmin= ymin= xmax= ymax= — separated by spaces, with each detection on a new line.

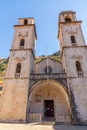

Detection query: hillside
xmin=0 ymin=58 xmax=8 ymax=81
xmin=0 ymin=51 xmax=61 ymax=79
xmin=35 ymin=55 xmax=61 ymax=64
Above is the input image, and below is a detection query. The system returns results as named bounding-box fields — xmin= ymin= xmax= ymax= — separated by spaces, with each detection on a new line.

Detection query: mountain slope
xmin=0 ymin=51 xmax=61 ymax=78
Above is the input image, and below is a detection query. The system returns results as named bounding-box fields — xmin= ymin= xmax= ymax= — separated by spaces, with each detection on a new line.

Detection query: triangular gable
xmin=35 ymin=56 xmax=61 ymax=65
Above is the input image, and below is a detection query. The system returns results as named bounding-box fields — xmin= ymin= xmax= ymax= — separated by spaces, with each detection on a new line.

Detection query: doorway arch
xmin=28 ymin=80 xmax=71 ymax=123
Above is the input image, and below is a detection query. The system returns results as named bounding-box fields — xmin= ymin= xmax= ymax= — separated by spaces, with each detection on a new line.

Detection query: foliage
xmin=0 ymin=51 xmax=61 ymax=75
xmin=0 ymin=58 xmax=8 ymax=75
xmin=50 ymin=51 xmax=60 ymax=56
xmin=35 ymin=51 xmax=61 ymax=64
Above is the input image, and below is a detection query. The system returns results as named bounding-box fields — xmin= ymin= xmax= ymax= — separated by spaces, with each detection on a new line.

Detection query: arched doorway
xmin=28 ymin=80 xmax=71 ymax=123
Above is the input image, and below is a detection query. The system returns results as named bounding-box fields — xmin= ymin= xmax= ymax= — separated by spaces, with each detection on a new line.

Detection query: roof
xmin=60 ymin=10 xmax=75 ymax=15
xmin=35 ymin=56 xmax=61 ymax=64
xmin=18 ymin=17 xmax=34 ymax=20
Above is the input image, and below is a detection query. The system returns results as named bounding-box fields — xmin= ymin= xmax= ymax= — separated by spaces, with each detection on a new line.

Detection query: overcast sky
xmin=0 ymin=0 xmax=87 ymax=58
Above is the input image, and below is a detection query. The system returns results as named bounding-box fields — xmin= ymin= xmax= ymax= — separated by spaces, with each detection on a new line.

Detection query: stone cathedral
xmin=0 ymin=10 xmax=87 ymax=125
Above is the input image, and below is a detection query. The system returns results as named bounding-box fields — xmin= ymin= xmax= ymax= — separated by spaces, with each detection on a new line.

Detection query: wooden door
xmin=44 ymin=100 xmax=54 ymax=117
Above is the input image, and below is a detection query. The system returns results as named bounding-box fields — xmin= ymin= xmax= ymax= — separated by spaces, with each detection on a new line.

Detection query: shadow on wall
xmin=53 ymin=124 xmax=87 ymax=130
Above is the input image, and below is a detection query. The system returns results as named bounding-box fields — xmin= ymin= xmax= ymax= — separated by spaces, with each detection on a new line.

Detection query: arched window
xmin=24 ymin=19 xmax=28 ymax=25
xmin=16 ymin=63 xmax=21 ymax=73
xmin=76 ymin=61 xmax=83 ymax=77
xmin=20 ymin=39 xmax=25 ymax=46
xmin=15 ymin=63 xmax=21 ymax=78
xmin=19 ymin=39 xmax=25 ymax=49
xmin=65 ymin=18 xmax=71 ymax=22
xmin=71 ymin=35 xmax=76 ymax=44
xmin=76 ymin=61 xmax=82 ymax=72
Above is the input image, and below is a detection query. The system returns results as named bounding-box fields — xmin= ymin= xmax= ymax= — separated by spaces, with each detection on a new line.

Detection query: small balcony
xmin=77 ymin=71 xmax=83 ymax=77
xmin=19 ymin=46 xmax=24 ymax=49
xmin=15 ymin=73 xmax=20 ymax=78
xmin=30 ymin=73 xmax=66 ymax=80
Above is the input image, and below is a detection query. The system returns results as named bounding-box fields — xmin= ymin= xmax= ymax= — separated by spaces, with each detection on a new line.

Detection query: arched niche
xmin=28 ymin=80 xmax=72 ymax=123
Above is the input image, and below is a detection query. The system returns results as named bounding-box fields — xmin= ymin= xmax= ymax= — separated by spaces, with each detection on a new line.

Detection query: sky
xmin=0 ymin=0 xmax=87 ymax=58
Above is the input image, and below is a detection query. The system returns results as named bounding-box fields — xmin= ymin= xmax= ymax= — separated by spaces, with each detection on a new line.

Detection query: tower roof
xmin=59 ymin=10 xmax=75 ymax=15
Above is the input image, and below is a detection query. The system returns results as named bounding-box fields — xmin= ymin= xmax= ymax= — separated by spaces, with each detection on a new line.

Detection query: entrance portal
xmin=44 ymin=100 xmax=54 ymax=117
xmin=28 ymin=80 xmax=71 ymax=123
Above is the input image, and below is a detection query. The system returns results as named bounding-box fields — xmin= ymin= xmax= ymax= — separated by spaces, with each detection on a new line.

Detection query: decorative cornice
xmin=58 ymin=21 xmax=82 ymax=38
xmin=4 ymin=77 xmax=29 ymax=80
xmin=61 ymin=45 xmax=87 ymax=58
xmin=14 ymin=24 xmax=37 ymax=39
xmin=10 ymin=48 xmax=35 ymax=59
xmin=62 ymin=45 xmax=87 ymax=49
xmin=59 ymin=21 xmax=82 ymax=26
xmin=71 ymin=55 xmax=83 ymax=59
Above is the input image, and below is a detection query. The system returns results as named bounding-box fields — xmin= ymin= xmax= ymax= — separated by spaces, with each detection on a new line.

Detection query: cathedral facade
xmin=0 ymin=11 xmax=87 ymax=125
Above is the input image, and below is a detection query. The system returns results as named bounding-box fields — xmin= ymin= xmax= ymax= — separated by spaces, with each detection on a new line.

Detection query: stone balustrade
xmin=30 ymin=73 xmax=66 ymax=80
xmin=28 ymin=114 xmax=42 ymax=122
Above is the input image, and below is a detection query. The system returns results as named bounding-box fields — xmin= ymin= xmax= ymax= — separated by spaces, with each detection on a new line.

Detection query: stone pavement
xmin=0 ymin=123 xmax=87 ymax=130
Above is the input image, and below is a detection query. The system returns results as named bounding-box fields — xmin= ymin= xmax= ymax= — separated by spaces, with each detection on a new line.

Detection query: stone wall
xmin=0 ymin=79 xmax=29 ymax=122
xmin=35 ymin=58 xmax=63 ymax=74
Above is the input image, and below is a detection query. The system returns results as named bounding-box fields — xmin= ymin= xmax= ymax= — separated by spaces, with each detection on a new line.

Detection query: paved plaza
xmin=0 ymin=123 xmax=87 ymax=130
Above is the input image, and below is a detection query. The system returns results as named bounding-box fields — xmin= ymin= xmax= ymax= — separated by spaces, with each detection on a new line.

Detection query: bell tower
xmin=0 ymin=18 xmax=37 ymax=123
xmin=58 ymin=11 xmax=87 ymax=124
